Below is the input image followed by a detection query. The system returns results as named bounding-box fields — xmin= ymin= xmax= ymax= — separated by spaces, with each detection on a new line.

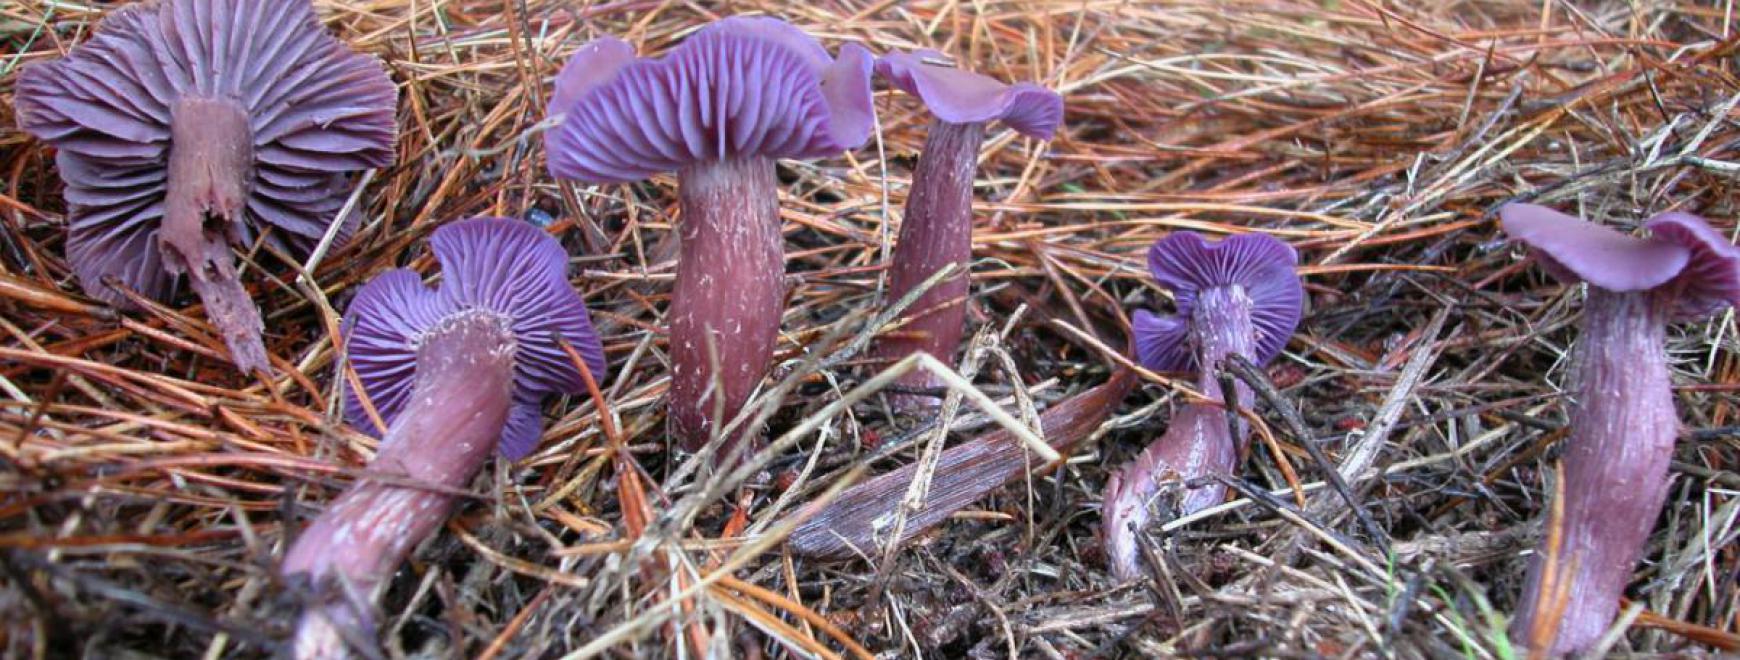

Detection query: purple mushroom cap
xmin=1648 ymin=212 xmax=1740 ymax=317
xmin=545 ymin=16 xmax=875 ymax=183
xmin=14 ymin=0 xmax=397 ymax=305
xmin=343 ymin=218 xmax=606 ymax=460
xmin=1500 ymin=203 xmax=1740 ymax=318
xmin=875 ymin=49 xmax=1063 ymax=139
xmin=1499 ymin=203 xmax=1690 ymax=293
xmin=1133 ymin=232 xmax=1304 ymax=373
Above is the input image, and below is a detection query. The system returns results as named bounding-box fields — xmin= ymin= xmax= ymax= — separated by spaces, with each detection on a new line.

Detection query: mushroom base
xmin=1512 ymin=288 xmax=1678 ymax=656
xmin=282 ymin=311 xmax=517 ymax=657
xmin=669 ymin=157 xmax=784 ymax=458
xmin=875 ymin=119 xmax=986 ymax=409
xmin=1101 ymin=404 xmax=1237 ymax=579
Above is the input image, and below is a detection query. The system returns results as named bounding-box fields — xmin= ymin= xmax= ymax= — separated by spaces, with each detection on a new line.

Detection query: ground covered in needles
xmin=3 ymin=1 xmax=1739 ymax=657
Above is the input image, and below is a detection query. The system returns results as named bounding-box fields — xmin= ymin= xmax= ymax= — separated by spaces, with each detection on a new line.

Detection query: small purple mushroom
xmin=13 ymin=0 xmax=397 ymax=375
xmin=870 ymin=50 xmax=1062 ymax=406
xmin=1500 ymin=203 xmax=1740 ymax=656
xmin=543 ymin=17 xmax=873 ymax=454
xmin=1102 ymin=232 xmax=1302 ymax=579
xmin=280 ymin=218 xmax=604 ymax=657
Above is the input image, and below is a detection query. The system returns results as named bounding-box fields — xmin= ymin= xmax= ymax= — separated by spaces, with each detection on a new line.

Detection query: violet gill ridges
xmin=13 ymin=0 xmax=396 ymax=374
xmin=543 ymin=17 xmax=873 ymax=458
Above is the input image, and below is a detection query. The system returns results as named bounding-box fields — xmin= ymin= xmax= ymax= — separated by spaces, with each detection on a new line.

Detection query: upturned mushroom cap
xmin=1133 ymin=232 xmax=1304 ymax=373
xmin=1500 ymin=203 xmax=1740 ymax=319
xmin=545 ymin=16 xmax=875 ymax=183
xmin=343 ymin=218 xmax=606 ymax=460
xmin=14 ymin=0 xmax=397 ymax=305
xmin=875 ymin=50 xmax=1063 ymax=139
xmin=1646 ymin=212 xmax=1740 ymax=317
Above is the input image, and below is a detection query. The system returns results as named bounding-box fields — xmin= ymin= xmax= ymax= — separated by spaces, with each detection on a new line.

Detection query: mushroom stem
xmin=182 ymin=268 xmax=269 ymax=372
xmin=876 ymin=119 xmax=985 ymax=406
xmin=283 ymin=311 xmax=517 ymax=658
xmin=1101 ymin=405 xmax=1233 ymax=577
xmin=1101 ymin=284 xmax=1257 ymax=579
xmin=1514 ymin=287 xmax=1677 ymax=656
xmin=1193 ymin=285 xmax=1258 ymax=443
xmin=162 ymin=97 xmax=269 ymax=374
xmin=670 ymin=157 xmax=783 ymax=453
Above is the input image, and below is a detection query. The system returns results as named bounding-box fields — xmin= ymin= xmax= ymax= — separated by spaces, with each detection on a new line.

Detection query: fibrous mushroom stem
xmin=162 ymin=97 xmax=269 ymax=374
xmin=282 ymin=312 xmax=517 ymax=658
xmin=670 ymin=157 xmax=783 ymax=453
xmin=876 ymin=119 xmax=986 ymax=407
xmin=1101 ymin=285 xmax=1257 ymax=579
xmin=1513 ymin=288 xmax=1677 ymax=656
xmin=1192 ymin=285 xmax=1258 ymax=444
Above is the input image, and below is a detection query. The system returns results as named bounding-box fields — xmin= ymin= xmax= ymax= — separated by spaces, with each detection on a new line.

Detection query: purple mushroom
xmin=1102 ymin=232 xmax=1303 ymax=579
xmin=870 ymin=50 xmax=1062 ymax=406
xmin=543 ymin=17 xmax=873 ymax=454
xmin=13 ymin=0 xmax=397 ymax=375
xmin=280 ymin=218 xmax=604 ymax=657
xmin=1500 ymin=203 xmax=1740 ymax=656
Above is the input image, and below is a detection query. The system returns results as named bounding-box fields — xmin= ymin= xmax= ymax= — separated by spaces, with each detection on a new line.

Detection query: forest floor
xmin=3 ymin=0 xmax=1740 ymax=657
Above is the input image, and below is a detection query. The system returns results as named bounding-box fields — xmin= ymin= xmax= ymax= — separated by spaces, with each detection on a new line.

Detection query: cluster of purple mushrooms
xmin=13 ymin=0 xmax=1740 ymax=657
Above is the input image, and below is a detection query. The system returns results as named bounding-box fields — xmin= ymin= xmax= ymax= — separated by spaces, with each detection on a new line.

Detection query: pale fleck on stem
xmin=1513 ymin=288 xmax=1678 ymax=657
xmin=282 ymin=312 xmax=517 ymax=658
xmin=668 ymin=157 xmax=783 ymax=456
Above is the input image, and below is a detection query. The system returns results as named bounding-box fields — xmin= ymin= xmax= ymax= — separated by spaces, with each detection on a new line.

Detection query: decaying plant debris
xmin=3 ymin=1 xmax=1740 ymax=657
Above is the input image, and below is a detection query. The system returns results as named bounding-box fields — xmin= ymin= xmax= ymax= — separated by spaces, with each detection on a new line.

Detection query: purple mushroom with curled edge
xmin=1499 ymin=203 xmax=1740 ymax=656
xmin=279 ymin=218 xmax=604 ymax=658
xmin=543 ymin=17 xmax=873 ymax=455
xmin=870 ymin=50 xmax=1063 ymax=407
xmin=1101 ymin=232 xmax=1303 ymax=580
xmin=12 ymin=0 xmax=396 ymax=375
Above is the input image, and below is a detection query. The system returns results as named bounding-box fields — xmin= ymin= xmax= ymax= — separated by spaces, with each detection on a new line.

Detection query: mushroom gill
xmin=14 ymin=0 xmax=397 ymax=374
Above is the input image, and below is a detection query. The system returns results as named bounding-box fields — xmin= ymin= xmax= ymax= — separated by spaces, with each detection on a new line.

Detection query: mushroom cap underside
xmin=545 ymin=16 xmax=874 ymax=183
xmin=14 ymin=0 xmax=397 ymax=306
xmin=1134 ymin=232 xmax=1304 ymax=373
xmin=343 ymin=218 xmax=606 ymax=460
